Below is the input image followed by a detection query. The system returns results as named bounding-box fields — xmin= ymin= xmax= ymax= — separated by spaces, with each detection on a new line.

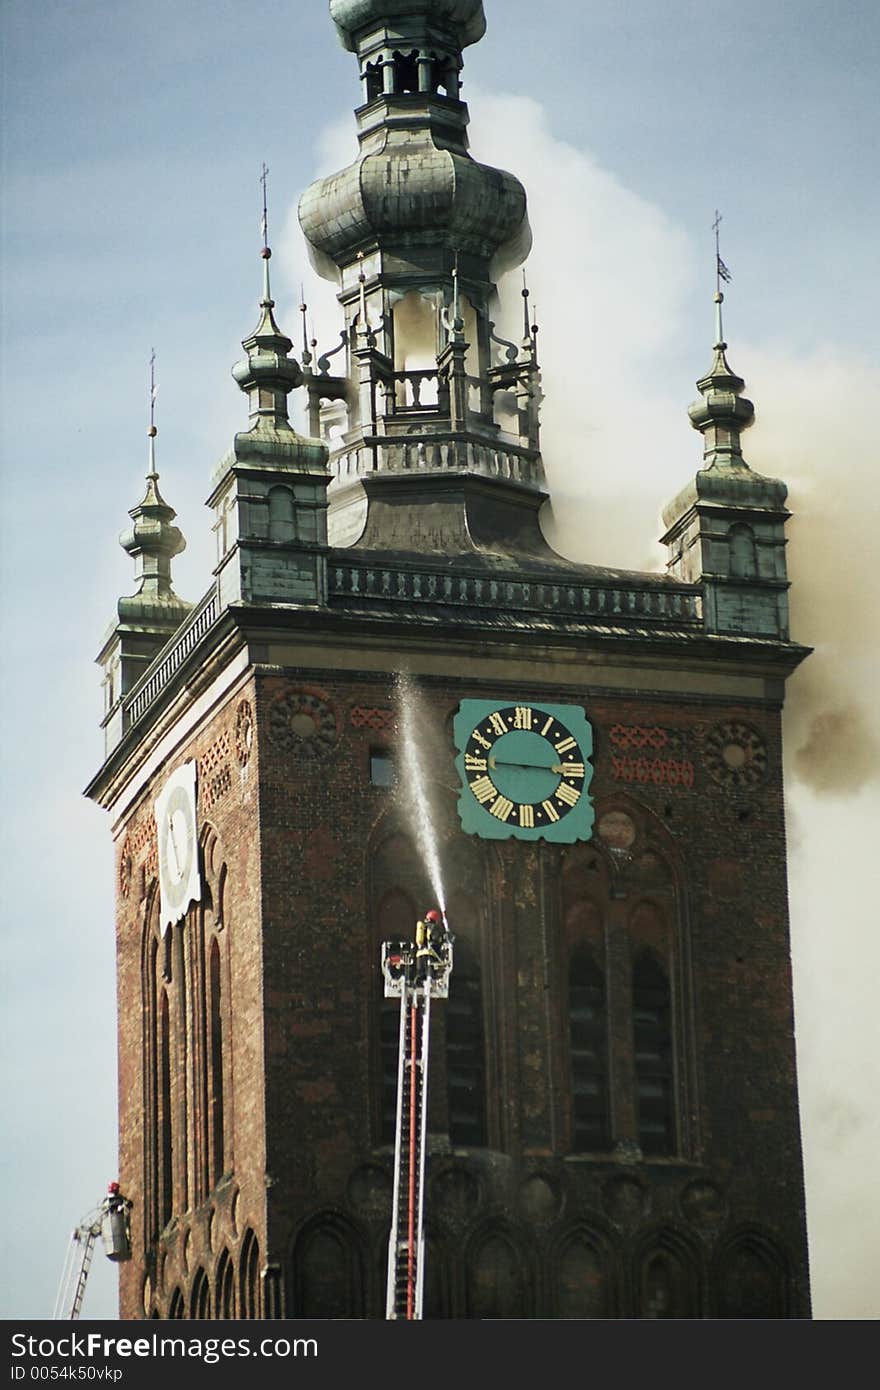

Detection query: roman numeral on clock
xmin=470 ymin=775 xmax=497 ymax=803
xmin=556 ymin=781 xmax=581 ymax=807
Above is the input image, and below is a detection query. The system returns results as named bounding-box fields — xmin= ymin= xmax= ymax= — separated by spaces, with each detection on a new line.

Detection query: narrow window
xmin=633 ymin=954 xmax=675 ymax=1155
xmin=190 ymin=1268 xmax=210 ymax=1319
xmin=216 ymin=1250 xmax=235 ymax=1318
xmin=729 ymin=523 xmax=757 ymax=577
xmin=364 ymin=60 xmax=382 ymax=101
xmin=240 ymin=1231 xmax=261 ymax=1319
xmin=569 ymin=950 xmax=611 ymax=1151
xmin=268 ymin=486 xmax=296 ymax=542
xmin=392 ymin=49 xmax=419 ymax=93
xmin=159 ymin=990 xmax=173 ymax=1230
xmin=209 ymin=939 xmax=225 ymax=1187
xmin=445 ymin=939 xmax=486 ymax=1147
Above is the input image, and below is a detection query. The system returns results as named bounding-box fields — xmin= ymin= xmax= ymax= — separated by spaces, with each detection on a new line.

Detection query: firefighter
xmin=415 ymin=908 xmax=449 ymax=981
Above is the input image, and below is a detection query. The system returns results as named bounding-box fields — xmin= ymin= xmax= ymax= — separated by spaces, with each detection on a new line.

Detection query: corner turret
xmin=207 ymin=175 xmax=331 ymax=607
xmin=96 ymin=371 xmax=192 ymax=754
xmin=661 ymin=269 xmax=792 ymax=639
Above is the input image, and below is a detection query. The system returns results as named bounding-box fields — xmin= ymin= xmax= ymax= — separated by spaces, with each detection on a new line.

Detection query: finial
xmin=299 ymin=286 xmax=313 ymax=368
xmin=521 ymin=270 xmax=530 ymax=340
xmin=688 ymin=213 xmax=754 ymax=466
xmin=712 ymin=209 xmax=732 ymax=347
xmin=260 ymin=162 xmax=273 ymax=304
xmin=148 ymin=349 xmax=158 ymax=477
xmin=357 ymin=251 xmax=368 ymax=336
xmin=441 ymin=252 xmax=465 ymax=342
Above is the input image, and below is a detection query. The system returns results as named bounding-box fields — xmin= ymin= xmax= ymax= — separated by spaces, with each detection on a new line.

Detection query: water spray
xmin=395 ymin=672 xmax=447 ymax=917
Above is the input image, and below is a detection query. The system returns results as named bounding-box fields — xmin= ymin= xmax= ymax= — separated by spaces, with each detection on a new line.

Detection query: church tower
xmin=86 ymin=0 xmax=811 ymax=1319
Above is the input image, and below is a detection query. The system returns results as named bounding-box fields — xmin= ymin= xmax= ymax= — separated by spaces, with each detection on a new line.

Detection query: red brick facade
xmin=112 ymin=662 xmax=809 ymax=1319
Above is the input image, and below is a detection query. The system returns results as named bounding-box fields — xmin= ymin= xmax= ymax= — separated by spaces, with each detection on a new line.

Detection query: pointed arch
xmin=291 ymin=1213 xmax=367 ymax=1318
xmin=189 ymin=1267 xmax=211 ymax=1319
xmin=634 ymin=1227 xmax=703 ymax=1317
xmin=466 ymin=1224 xmax=529 ymax=1319
xmin=715 ymin=1229 xmax=790 ymax=1317
xmin=239 ymin=1229 xmax=261 ymax=1319
xmin=215 ymin=1248 xmax=236 ymax=1319
xmin=551 ymin=1222 xmax=617 ymax=1318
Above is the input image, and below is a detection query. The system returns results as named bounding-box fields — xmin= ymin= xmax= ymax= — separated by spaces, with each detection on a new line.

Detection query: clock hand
xmin=167 ymin=817 xmax=182 ymax=879
xmin=489 ymin=755 xmax=561 ymax=773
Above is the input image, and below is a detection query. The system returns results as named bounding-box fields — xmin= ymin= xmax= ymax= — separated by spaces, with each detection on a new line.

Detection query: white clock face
xmin=155 ymin=762 xmax=201 ymax=929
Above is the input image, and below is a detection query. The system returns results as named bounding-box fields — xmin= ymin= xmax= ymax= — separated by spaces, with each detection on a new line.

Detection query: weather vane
xmin=713 ymin=209 xmax=732 ymax=292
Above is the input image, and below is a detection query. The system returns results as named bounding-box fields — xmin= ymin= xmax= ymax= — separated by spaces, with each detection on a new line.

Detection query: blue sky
xmin=1 ymin=0 xmax=878 ymax=1320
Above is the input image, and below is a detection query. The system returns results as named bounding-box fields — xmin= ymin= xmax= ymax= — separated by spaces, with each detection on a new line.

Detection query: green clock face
xmin=454 ymin=700 xmax=595 ymax=842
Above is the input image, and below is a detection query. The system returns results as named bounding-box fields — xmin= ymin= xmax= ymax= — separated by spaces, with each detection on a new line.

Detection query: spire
xmin=231 ymin=165 xmax=302 ymax=429
xmin=118 ymin=352 xmax=187 ymax=606
xmin=687 ymin=216 xmax=755 ymax=470
xmin=660 ymin=219 xmax=792 ymax=640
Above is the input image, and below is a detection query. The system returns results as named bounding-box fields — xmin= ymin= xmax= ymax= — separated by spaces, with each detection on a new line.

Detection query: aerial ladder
xmin=53 ymin=1182 xmax=132 ymax=1320
xmin=381 ymin=910 xmax=453 ymax=1320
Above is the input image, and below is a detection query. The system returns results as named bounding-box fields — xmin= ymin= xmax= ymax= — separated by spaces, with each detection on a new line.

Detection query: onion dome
xmin=299 ymin=146 xmax=529 ymax=271
xmin=117 ymin=424 xmax=188 ymax=620
xmin=300 ymin=0 xmax=529 ymax=279
xmin=330 ymin=0 xmax=487 ymax=51
xmin=231 ymin=246 xmax=302 ymax=427
xmin=687 ymin=291 xmax=756 ymax=470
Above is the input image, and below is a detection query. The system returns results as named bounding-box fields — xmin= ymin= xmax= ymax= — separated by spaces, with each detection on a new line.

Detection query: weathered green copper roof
xmin=330 ymin=0 xmax=486 ymax=51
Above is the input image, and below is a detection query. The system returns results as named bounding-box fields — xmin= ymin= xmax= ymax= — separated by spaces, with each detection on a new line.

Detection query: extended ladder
xmin=381 ymin=932 xmax=452 ymax=1320
xmin=53 ymin=1184 xmax=132 ymax=1320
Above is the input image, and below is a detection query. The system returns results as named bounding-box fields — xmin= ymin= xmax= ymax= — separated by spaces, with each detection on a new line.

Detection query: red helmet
xmin=424 ymin=909 xmax=442 ymax=925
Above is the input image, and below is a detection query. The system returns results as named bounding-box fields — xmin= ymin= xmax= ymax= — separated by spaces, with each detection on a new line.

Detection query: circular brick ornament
xmin=704 ymin=721 xmax=768 ymax=789
xmin=235 ymin=699 xmax=254 ymax=766
xmin=267 ymin=690 xmax=337 ymax=758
